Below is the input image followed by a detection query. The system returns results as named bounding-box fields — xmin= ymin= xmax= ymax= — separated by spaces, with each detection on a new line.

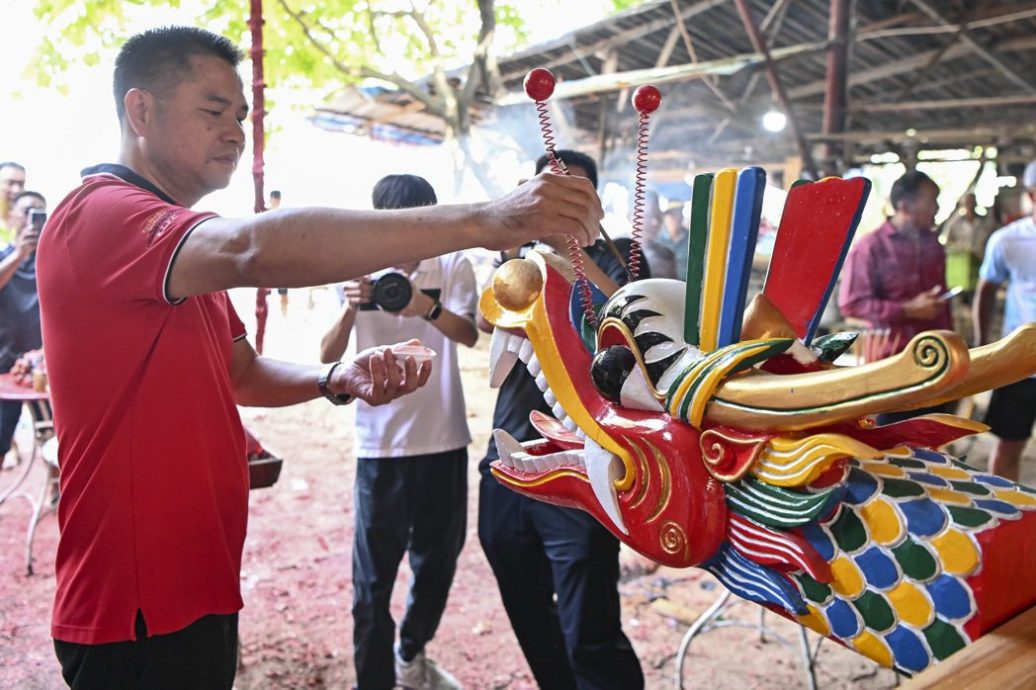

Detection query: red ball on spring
xmin=632 ymin=85 xmax=661 ymax=114
xmin=524 ymin=68 xmax=556 ymax=101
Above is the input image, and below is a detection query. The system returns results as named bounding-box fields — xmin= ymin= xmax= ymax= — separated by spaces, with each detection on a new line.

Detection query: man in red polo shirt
xmin=37 ymin=26 xmax=602 ymax=690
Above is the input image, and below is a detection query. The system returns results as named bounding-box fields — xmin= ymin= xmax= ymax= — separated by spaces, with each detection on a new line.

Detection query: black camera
xmin=28 ymin=208 xmax=47 ymax=232
xmin=363 ymin=272 xmax=413 ymax=312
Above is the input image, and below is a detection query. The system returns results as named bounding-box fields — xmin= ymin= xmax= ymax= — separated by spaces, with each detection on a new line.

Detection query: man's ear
xmin=123 ymin=88 xmax=156 ymax=137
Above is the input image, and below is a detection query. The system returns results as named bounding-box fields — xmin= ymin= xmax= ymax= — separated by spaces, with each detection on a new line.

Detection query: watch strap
xmin=318 ymin=361 xmax=353 ymax=405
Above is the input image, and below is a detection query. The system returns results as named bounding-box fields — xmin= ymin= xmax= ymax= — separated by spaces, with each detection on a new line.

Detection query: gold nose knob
xmin=492 ymin=258 xmax=543 ymax=311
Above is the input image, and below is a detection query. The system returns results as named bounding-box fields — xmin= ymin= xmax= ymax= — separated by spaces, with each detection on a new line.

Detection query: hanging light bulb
xmin=762 ymin=108 xmax=787 ymax=133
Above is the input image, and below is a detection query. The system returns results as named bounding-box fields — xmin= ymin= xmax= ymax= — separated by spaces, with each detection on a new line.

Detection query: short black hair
xmin=0 ymin=161 xmax=25 ymax=173
xmin=113 ymin=26 xmax=243 ymax=122
xmin=890 ymin=170 xmax=938 ymax=209
xmin=371 ymin=174 xmax=438 ymax=210
xmin=12 ymin=190 xmax=45 ymax=207
xmin=269 ymin=190 xmax=281 ymax=200
xmin=535 ymin=150 xmax=598 ymax=189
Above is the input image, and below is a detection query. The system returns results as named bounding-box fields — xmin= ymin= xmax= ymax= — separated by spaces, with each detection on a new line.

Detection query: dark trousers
xmin=352 ymin=448 xmax=468 ymax=690
xmin=53 ymin=612 xmax=238 ymax=690
xmin=478 ymin=472 xmax=644 ymax=690
xmin=0 ymin=399 xmax=22 ymax=455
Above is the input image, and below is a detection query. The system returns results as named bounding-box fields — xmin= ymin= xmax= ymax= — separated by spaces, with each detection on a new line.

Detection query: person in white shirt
xmin=320 ymin=174 xmax=477 ymax=690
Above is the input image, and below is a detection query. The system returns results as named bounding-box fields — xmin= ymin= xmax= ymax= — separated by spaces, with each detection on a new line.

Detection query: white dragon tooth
xmin=575 ymin=428 xmax=587 ymax=440
xmin=489 ymin=329 xmax=519 ymax=388
xmin=551 ymin=402 xmax=567 ymax=421
xmin=562 ymin=417 xmax=578 ymax=431
xmin=527 ymin=354 xmax=542 ymax=377
xmin=543 ymin=389 xmax=557 ymax=406
xmin=584 ymin=437 xmax=628 ymax=535
xmin=535 ymin=372 xmax=549 ymax=392
xmin=493 ymin=429 xmax=523 ymax=468
xmin=506 ymin=333 xmax=524 ymax=353
xmin=518 ymin=338 xmax=534 ymax=363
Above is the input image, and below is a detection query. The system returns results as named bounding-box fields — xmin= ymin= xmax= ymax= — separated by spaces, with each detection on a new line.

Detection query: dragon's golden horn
xmin=703 ymin=330 xmax=970 ymax=431
xmin=897 ymin=323 xmax=1036 ymax=411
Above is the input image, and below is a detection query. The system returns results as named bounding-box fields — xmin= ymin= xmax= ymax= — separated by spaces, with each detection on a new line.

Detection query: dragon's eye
xmin=591 ymin=345 xmax=637 ymax=402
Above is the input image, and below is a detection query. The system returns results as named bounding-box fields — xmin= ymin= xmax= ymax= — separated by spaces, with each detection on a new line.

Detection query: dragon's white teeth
xmin=535 ymin=372 xmax=549 ymax=392
xmin=551 ymin=402 xmax=567 ymax=421
xmin=575 ymin=428 xmax=587 ymax=440
xmin=493 ymin=429 xmax=523 ymax=468
xmin=543 ymin=389 xmax=557 ymax=406
xmin=527 ymin=353 xmax=541 ymax=377
xmin=562 ymin=417 xmax=578 ymax=431
xmin=584 ymin=437 xmax=628 ymax=535
xmin=489 ymin=328 xmax=523 ymax=388
xmin=518 ymin=339 xmax=534 ymax=363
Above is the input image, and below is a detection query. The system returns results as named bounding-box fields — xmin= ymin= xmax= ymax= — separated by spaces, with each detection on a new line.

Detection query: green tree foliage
xmin=33 ymin=0 xmax=524 ymax=130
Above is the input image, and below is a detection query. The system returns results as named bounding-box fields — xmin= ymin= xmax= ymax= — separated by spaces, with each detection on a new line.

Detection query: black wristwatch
xmin=424 ymin=299 xmax=443 ymax=321
xmin=318 ymin=362 xmax=353 ymax=406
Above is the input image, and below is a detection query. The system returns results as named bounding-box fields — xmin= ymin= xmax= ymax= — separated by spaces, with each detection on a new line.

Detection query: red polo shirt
xmin=38 ymin=167 xmax=249 ymax=644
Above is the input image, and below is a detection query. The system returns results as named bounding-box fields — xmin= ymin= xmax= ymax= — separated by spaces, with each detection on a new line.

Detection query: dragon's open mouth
xmin=488 ymin=325 xmax=630 ymax=534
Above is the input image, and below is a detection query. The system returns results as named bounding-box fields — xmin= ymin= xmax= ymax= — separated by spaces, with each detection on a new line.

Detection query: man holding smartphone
xmin=0 ymin=190 xmax=46 ymax=466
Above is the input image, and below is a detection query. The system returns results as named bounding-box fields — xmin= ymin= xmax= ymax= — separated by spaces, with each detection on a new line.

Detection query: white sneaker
xmin=394 ymin=644 xmax=462 ymax=690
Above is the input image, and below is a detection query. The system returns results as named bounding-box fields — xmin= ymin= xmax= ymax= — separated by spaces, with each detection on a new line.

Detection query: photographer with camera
xmin=0 ymin=190 xmax=46 ymax=467
xmin=319 ymin=174 xmax=477 ymax=690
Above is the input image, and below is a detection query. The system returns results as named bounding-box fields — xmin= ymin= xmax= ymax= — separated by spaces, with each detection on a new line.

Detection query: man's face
xmin=144 ymin=54 xmax=247 ymax=203
xmin=0 ymin=166 xmax=26 ymax=205
xmin=8 ymin=195 xmax=44 ymax=235
xmin=902 ymin=183 xmax=939 ymax=230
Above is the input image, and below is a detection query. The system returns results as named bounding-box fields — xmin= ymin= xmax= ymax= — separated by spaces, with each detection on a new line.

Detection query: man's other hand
xmin=336 ymin=338 xmax=432 ymax=405
xmin=480 ymin=173 xmax=602 ymax=251
xmin=342 ymin=277 xmax=372 ymax=309
xmin=902 ymin=286 xmax=943 ymax=321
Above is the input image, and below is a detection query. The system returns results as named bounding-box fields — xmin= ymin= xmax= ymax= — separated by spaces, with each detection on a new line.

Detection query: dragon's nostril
xmin=493 ymin=258 xmax=543 ymax=311
xmin=591 ymin=345 xmax=637 ymax=402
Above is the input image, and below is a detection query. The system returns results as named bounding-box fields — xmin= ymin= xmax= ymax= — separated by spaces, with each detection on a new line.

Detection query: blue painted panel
xmin=826 ymin=598 xmax=860 ymax=638
xmin=854 ymin=546 xmax=900 ymax=590
xmin=844 ymin=467 xmax=880 ymax=505
xmin=716 ymin=166 xmax=765 ymax=347
xmin=925 ymin=574 xmax=973 ymax=621
xmin=899 ymin=498 xmax=948 ymax=537
xmin=886 ymin=625 xmax=931 ymax=672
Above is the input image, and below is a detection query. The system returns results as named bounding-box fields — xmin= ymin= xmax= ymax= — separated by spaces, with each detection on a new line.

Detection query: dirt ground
xmin=2 ymin=288 xmax=1031 ymax=689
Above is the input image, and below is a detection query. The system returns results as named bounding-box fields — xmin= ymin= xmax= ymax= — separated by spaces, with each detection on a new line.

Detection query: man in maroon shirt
xmin=38 ymin=26 xmax=602 ymax=690
xmin=837 ymin=170 xmax=952 ymax=424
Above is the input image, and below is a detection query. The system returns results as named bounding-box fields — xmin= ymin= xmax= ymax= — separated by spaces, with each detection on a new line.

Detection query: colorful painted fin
xmin=717 ymin=166 xmax=766 ymax=348
xmin=700 ymin=168 xmax=737 ymax=352
xmin=683 ymin=172 xmax=713 ymax=347
xmin=762 ymin=177 xmax=871 ymax=344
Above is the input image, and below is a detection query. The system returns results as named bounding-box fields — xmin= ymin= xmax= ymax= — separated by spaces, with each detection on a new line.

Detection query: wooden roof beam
xmin=909 ymin=0 xmax=1036 ymax=93
xmin=499 ymin=0 xmax=730 ymax=81
xmin=732 ymin=0 xmax=819 ymax=179
xmin=789 ymin=34 xmax=1036 ymax=100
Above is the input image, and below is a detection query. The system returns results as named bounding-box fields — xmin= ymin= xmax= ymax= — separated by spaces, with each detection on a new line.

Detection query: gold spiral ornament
xmin=913 ymin=333 xmax=948 ymax=370
xmin=660 ymin=520 xmax=687 ymax=557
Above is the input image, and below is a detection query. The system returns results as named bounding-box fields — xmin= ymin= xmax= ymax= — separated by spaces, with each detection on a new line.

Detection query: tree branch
xmin=461 ymin=0 xmax=502 ymax=107
xmin=277 ymin=0 xmax=443 ymax=113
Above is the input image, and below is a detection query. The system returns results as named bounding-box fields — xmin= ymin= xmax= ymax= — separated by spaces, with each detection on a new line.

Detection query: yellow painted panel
xmin=925 ymin=487 xmax=972 ymax=506
xmin=928 ymin=465 xmax=973 ymax=481
xmin=831 ymin=555 xmax=866 ymax=598
xmin=797 ymin=603 xmax=831 ymax=637
xmin=861 ymin=462 xmax=906 ymax=479
xmin=699 ymin=168 xmax=736 ymax=352
xmin=994 ymin=489 xmax=1036 ymax=509
xmin=887 ymin=581 xmax=934 ymax=628
xmin=859 ymin=498 xmax=905 ymax=546
xmin=852 ymin=629 xmax=894 ymax=668
xmin=931 ymin=529 xmax=980 ymax=576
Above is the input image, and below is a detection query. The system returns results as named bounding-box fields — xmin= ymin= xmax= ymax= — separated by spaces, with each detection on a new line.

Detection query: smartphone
xmin=939 ymin=286 xmax=964 ymax=301
xmin=28 ymin=208 xmax=47 ymax=232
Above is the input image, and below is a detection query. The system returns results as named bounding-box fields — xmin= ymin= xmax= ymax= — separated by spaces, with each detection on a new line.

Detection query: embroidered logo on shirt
xmin=142 ymin=209 xmax=181 ymax=246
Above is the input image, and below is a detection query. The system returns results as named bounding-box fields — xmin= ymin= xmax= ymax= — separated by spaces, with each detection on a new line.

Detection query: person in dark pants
xmin=320 ymin=175 xmax=480 ymax=689
xmin=478 ymin=151 xmax=645 ymax=690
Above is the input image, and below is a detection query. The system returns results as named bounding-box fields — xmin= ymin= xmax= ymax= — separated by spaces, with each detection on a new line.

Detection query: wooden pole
xmin=732 ymin=0 xmax=820 ymax=180
xmin=821 ymin=0 xmax=850 ymax=173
